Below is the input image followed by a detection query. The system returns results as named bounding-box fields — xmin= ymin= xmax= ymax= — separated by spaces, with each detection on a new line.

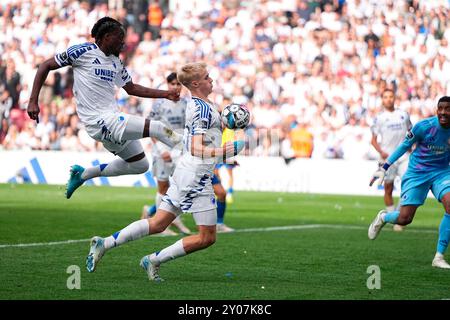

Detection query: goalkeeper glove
xmin=370 ymin=163 xmax=390 ymax=186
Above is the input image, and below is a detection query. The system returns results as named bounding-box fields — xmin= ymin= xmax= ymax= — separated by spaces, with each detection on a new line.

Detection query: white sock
xmin=155 ymin=192 xmax=163 ymax=208
xmin=81 ymin=166 xmax=102 ymax=180
xmin=81 ymin=158 xmax=149 ymax=180
xmin=104 ymin=219 xmax=149 ymax=249
xmin=386 ymin=205 xmax=395 ymax=212
xmin=149 ymin=120 xmax=181 ymax=148
xmin=150 ymin=239 xmax=186 ymax=265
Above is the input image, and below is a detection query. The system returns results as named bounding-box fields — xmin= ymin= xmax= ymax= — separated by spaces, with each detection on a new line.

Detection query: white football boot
xmin=432 ymin=253 xmax=450 ymax=269
xmin=368 ymin=210 xmax=387 ymax=240
xmin=86 ymin=236 xmax=106 ymax=272
xmin=140 ymin=255 xmax=164 ymax=282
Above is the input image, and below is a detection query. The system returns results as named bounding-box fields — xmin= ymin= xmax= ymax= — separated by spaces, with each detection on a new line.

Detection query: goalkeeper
xmin=368 ymin=96 xmax=450 ymax=269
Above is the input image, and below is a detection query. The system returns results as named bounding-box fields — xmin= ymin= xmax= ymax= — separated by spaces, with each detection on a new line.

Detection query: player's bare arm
xmin=123 ymin=81 xmax=180 ymax=102
xmin=371 ymin=133 xmax=388 ymax=159
xmin=190 ymin=134 xmax=242 ymax=160
xmin=27 ymin=57 xmax=62 ymax=122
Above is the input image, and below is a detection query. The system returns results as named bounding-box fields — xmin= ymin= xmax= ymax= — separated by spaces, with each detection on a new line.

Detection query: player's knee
xmin=441 ymin=192 xmax=450 ymax=212
xmin=216 ymin=190 xmax=226 ymax=202
xmin=397 ymin=215 xmax=413 ymax=225
xmin=198 ymin=234 xmax=216 ymax=248
xmin=148 ymin=220 xmax=167 ymax=234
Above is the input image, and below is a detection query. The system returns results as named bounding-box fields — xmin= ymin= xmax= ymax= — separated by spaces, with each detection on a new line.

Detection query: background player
xmin=140 ymin=72 xmax=191 ymax=235
xmin=371 ymin=88 xmax=412 ymax=231
xmin=26 ymin=17 xmax=181 ymax=199
xmin=85 ymin=62 xmax=245 ymax=281
xmin=212 ymin=166 xmax=234 ymax=233
xmin=368 ymin=96 xmax=450 ymax=269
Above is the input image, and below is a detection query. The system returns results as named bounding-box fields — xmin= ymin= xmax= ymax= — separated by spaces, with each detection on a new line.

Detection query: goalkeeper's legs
xmin=432 ymin=193 xmax=450 ymax=269
xmin=368 ymin=206 xmax=417 ymax=240
xmin=383 ymin=181 xmax=404 ymax=231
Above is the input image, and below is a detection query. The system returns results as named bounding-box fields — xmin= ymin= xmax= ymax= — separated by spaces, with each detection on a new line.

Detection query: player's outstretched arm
xmin=123 ymin=81 xmax=180 ymax=102
xmin=190 ymin=135 xmax=244 ymax=160
xmin=369 ymin=130 xmax=417 ymax=186
xmin=27 ymin=58 xmax=62 ymax=122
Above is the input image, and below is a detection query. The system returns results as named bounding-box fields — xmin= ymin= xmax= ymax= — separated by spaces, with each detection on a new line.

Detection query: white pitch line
xmin=0 ymin=238 xmax=91 ymax=248
xmin=0 ymin=224 xmax=438 ymax=249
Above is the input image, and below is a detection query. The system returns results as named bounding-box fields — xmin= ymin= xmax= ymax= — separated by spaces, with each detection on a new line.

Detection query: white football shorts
xmin=159 ymin=167 xmax=217 ymax=226
xmin=84 ymin=112 xmax=145 ymax=156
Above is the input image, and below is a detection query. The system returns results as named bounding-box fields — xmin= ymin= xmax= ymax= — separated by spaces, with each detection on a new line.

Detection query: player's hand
xmin=166 ymin=88 xmax=180 ymax=102
xmin=221 ymin=140 xmax=242 ymax=159
xmin=369 ymin=166 xmax=386 ymax=187
xmin=27 ymin=100 xmax=40 ymax=123
xmin=161 ymin=151 xmax=172 ymax=162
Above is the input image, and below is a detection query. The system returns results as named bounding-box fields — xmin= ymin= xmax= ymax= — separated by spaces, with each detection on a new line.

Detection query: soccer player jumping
xmin=27 ymin=17 xmax=182 ymax=199
xmin=369 ymin=96 xmax=450 ymax=269
xmin=85 ymin=62 xmax=245 ymax=281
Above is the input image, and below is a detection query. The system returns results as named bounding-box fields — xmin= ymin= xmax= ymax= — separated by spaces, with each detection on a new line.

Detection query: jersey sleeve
xmin=54 ymin=45 xmax=80 ymax=67
xmin=114 ymin=60 xmax=132 ymax=87
xmin=54 ymin=42 xmax=93 ymax=67
xmin=192 ymin=100 xmax=212 ymax=135
xmin=386 ymin=119 xmax=424 ymax=165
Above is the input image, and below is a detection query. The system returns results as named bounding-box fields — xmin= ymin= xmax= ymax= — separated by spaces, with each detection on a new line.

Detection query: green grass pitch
xmin=0 ymin=183 xmax=448 ymax=300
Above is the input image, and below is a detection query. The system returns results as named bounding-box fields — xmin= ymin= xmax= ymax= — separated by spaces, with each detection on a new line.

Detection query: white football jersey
xmin=54 ymin=42 xmax=132 ymax=124
xmin=176 ymin=96 xmax=223 ymax=174
xmin=371 ymin=109 xmax=412 ymax=155
xmin=149 ymin=97 xmax=187 ymax=156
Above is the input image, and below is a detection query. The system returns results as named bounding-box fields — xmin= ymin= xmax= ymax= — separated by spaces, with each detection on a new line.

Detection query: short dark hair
xmin=382 ymin=88 xmax=395 ymax=96
xmin=91 ymin=17 xmax=122 ymax=41
xmin=166 ymin=72 xmax=178 ymax=83
xmin=438 ymin=96 xmax=450 ymax=104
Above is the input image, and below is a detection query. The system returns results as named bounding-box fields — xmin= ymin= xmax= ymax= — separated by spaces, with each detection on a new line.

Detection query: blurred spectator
xmin=290 ymin=121 xmax=314 ymax=158
xmin=1 ymin=0 xmax=449 ymax=161
xmin=147 ymin=0 xmax=163 ymax=40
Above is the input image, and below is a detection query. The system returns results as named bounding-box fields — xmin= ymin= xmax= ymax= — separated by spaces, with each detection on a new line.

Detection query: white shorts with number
xmin=84 ymin=112 xmax=145 ymax=157
xmin=152 ymin=157 xmax=177 ymax=182
xmin=159 ymin=167 xmax=217 ymax=226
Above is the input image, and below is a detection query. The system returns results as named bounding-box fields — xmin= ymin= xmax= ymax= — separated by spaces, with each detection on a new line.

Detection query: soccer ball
xmin=221 ymin=103 xmax=250 ymax=130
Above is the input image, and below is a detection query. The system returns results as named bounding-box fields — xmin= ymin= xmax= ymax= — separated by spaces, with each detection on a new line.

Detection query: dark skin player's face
xmin=103 ymin=27 xmax=125 ymax=57
xmin=437 ymin=101 xmax=450 ymax=129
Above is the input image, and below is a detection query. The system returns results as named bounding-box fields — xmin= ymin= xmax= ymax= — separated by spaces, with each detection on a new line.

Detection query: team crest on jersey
xmin=405 ymin=130 xmax=414 ymax=140
xmin=60 ymin=52 xmax=68 ymax=61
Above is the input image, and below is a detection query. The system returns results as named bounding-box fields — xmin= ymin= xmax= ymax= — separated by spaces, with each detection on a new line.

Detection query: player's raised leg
xmin=66 ymin=115 xmax=181 ymax=198
xmin=66 ymin=139 xmax=149 ymax=198
xmin=368 ymin=206 xmax=417 ymax=240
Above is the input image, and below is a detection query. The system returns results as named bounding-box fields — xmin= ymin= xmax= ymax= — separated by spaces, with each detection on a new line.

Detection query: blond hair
xmin=177 ymin=62 xmax=207 ymax=89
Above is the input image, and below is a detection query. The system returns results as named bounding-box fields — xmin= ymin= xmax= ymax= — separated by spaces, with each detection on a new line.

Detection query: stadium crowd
xmin=1 ymin=0 xmax=450 ymax=161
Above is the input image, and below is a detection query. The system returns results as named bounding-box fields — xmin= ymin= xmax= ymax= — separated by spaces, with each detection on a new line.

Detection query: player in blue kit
xmin=368 ymin=96 xmax=450 ymax=268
